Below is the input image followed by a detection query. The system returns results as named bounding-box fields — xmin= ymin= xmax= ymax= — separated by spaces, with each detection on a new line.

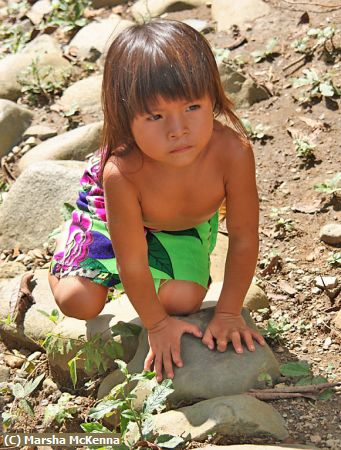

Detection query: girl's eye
xmin=187 ymin=104 xmax=200 ymax=111
xmin=147 ymin=114 xmax=162 ymax=121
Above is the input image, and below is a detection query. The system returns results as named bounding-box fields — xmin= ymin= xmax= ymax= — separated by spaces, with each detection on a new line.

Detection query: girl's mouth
xmin=170 ymin=145 xmax=192 ymax=153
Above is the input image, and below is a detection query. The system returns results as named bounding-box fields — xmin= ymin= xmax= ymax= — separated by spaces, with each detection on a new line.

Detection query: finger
xmin=184 ymin=323 xmax=203 ymax=338
xmin=251 ymin=330 xmax=266 ymax=346
xmin=202 ymin=328 xmax=215 ymax=350
xmin=163 ymin=350 xmax=174 ymax=380
xmin=242 ymin=330 xmax=255 ymax=352
xmin=217 ymin=337 xmax=228 ymax=352
xmin=144 ymin=349 xmax=155 ymax=371
xmin=171 ymin=345 xmax=183 ymax=368
xmin=154 ymin=354 xmax=163 ymax=382
xmin=231 ymin=331 xmax=243 ymax=354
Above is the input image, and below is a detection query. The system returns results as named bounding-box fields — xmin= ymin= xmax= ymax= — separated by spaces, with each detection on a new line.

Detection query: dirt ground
xmin=0 ymin=0 xmax=340 ymax=449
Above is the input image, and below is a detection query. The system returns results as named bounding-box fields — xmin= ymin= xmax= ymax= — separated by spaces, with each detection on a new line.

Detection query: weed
xmin=37 ymin=308 xmax=60 ymax=323
xmin=17 ymin=57 xmax=72 ymax=106
xmin=293 ymin=137 xmax=316 ymax=160
xmin=327 ymin=252 xmax=341 ymax=267
xmin=83 ymin=360 xmax=184 ymax=449
xmin=0 ymin=23 xmax=31 ymax=59
xmin=259 ymin=249 xmax=279 ymax=269
xmin=43 ymin=392 xmax=77 ymax=427
xmin=314 ymin=172 xmax=341 ymax=194
xmin=291 ymin=68 xmax=341 ymax=105
xmin=291 ymin=25 xmax=336 ymax=56
xmin=270 ymin=207 xmax=295 ymax=238
xmin=251 ymin=37 xmax=279 ymax=63
xmin=41 ymin=0 xmax=90 ymax=33
xmin=241 ymin=118 xmax=270 ymax=141
xmin=260 ymin=317 xmax=292 ymax=344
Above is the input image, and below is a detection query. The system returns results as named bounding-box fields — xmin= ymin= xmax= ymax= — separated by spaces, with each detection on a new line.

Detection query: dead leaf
xmin=298 ymin=115 xmax=329 ymax=130
xmin=298 ymin=12 xmax=310 ymax=25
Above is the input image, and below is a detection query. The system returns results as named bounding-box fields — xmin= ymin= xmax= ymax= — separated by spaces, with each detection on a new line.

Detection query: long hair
xmin=100 ymin=19 xmax=249 ymax=180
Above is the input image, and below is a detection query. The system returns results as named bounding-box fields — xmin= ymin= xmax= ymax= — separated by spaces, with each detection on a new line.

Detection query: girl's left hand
xmin=202 ymin=312 xmax=266 ymax=353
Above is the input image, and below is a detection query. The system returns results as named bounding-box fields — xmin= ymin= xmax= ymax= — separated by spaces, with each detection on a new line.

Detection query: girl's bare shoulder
xmin=211 ymin=121 xmax=253 ymax=163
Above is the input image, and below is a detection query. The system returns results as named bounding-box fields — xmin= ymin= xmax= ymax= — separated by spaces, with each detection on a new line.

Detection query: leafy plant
xmin=43 ymin=392 xmax=77 ymax=426
xmin=291 ymin=26 xmax=336 ymax=55
xmin=37 ymin=308 xmax=60 ymax=323
xmin=260 ymin=317 xmax=292 ymax=344
xmin=241 ymin=118 xmax=270 ymax=141
xmin=291 ymin=68 xmax=340 ymax=104
xmin=314 ymin=172 xmax=341 ymax=194
xmin=42 ymin=0 xmax=90 ymax=32
xmin=259 ymin=249 xmax=279 ymax=269
xmin=0 ymin=23 xmax=32 ymax=59
xmin=327 ymin=252 xmax=341 ymax=267
xmin=280 ymin=361 xmax=333 ymax=400
xmin=293 ymin=137 xmax=316 ymax=160
xmin=17 ymin=57 xmax=72 ymax=106
xmin=84 ymin=360 xmax=184 ymax=449
xmin=251 ymin=37 xmax=279 ymax=63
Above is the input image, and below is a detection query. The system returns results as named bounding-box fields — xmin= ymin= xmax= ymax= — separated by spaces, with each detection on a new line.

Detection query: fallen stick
xmin=250 ymin=381 xmax=340 ymax=393
xmin=248 ymin=392 xmax=316 ymax=400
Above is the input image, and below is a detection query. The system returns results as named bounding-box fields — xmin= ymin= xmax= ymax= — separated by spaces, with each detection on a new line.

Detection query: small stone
xmin=43 ymin=378 xmax=59 ymax=394
xmin=312 ymin=287 xmax=321 ymax=294
xmin=315 ymin=276 xmax=338 ymax=289
xmin=323 ymin=337 xmax=332 ymax=349
xmin=0 ymin=364 xmax=10 ymax=382
xmin=320 ymin=223 xmax=341 ymax=246
xmin=23 ymin=124 xmax=58 ymax=141
xmin=25 ymin=136 xmax=37 ymax=146
xmin=310 ymin=434 xmax=322 ymax=443
xmin=12 ymin=146 xmax=21 ymax=154
xmin=21 ymin=144 xmax=32 ymax=155
xmin=4 ymin=354 xmax=24 ymax=369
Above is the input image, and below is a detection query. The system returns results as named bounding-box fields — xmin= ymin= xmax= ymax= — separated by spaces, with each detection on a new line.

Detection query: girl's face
xmin=131 ymin=94 xmax=214 ymax=168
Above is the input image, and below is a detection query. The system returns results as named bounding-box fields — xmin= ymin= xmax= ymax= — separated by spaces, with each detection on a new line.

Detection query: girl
xmin=49 ymin=19 xmax=265 ymax=382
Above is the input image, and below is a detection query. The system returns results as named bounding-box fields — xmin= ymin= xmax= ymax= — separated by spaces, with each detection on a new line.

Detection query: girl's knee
xmin=53 ymin=278 xmax=108 ymax=320
xmin=158 ymin=280 xmax=206 ymax=315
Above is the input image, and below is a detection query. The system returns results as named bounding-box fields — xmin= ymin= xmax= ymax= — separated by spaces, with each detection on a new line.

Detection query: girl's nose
xmin=168 ymin=117 xmax=189 ymax=139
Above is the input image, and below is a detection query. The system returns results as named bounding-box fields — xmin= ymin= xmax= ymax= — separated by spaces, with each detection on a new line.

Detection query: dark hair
xmin=100 ymin=19 xmax=249 ymax=179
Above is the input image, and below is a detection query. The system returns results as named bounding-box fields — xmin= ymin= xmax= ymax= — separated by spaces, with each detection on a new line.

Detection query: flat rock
xmin=98 ymin=307 xmax=279 ymax=404
xmin=212 ymin=0 xmax=272 ymax=32
xmin=244 ymin=283 xmax=269 ymax=310
xmin=56 ymin=75 xmax=102 ymax=117
xmin=315 ymin=276 xmax=338 ymax=289
xmin=0 ymin=161 xmax=86 ymax=250
xmin=18 ymin=121 xmax=102 ymax=172
xmin=23 ymin=125 xmax=58 ymax=140
xmin=68 ymin=15 xmax=133 ymax=60
xmin=131 ymin=0 xmax=206 ymax=23
xmin=0 ymin=35 xmax=71 ymax=101
xmin=127 ymin=395 xmax=288 ymax=443
xmin=319 ymin=223 xmax=341 ymax=245
xmin=0 ymin=99 xmax=33 ymax=157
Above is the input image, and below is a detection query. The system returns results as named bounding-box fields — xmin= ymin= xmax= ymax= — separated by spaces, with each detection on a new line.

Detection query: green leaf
xmin=88 ymin=399 xmax=122 ymax=420
xmin=318 ymin=388 xmax=333 ymax=400
xmin=280 ymin=361 xmax=311 ymax=378
xmin=19 ymin=398 xmax=34 ymax=416
xmin=146 ymin=232 xmax=175 ymax=278
xmin=115 ymin=359 xmax=128 ymax=374
xmin=319 ymin=82 xmax=334 ymax=97
xmin=120 ymin=414 xmax=130 ymax=436
xmin=68 ymin=357 xmax=78 ymax=388
xmin=143 ymin=379 xmax=174 ymax=414
xmin=80 ymin=421 xmax=111 ymax=433
xmin=111 ymin=322 xmax=142 ymax=338
xmin=155 ymin=434 xmax=184 ymax=448
xmin=23 ymin=373 xmax=45 ymax=397
xmin=12 ymin=383 xmax=25 ymax=399
xmin=131 ymin=371 xmax=156 ymax=382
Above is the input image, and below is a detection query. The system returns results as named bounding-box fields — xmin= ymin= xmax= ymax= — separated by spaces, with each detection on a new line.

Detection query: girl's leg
xmin=158 ymin=280 xmax=207 ymax=315
xmin=48 ymin=220 xmax=108 ymax=320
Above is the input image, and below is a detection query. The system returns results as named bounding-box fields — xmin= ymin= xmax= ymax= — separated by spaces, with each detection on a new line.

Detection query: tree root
xmin=248 ymin=381 xmax=340 ymax=400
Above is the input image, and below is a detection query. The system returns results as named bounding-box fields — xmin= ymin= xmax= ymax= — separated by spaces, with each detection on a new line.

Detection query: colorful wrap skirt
xmin=50 ymin=155 xmax=219 ymax=292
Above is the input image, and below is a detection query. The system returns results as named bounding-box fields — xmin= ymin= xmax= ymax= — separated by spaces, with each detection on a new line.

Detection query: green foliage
xmin=314 ymin=172 xmax=341 ymax=194
xmin=280 ymin=361 xmax=333 ymax=400
xmin=37 ymin=308 xmax=60 ymax=323
xmin=17 ymin=57 xmax=72 ymax=106
xmin=0 ymin=22 xmax=31 ymax=59
xmin=241 ymin=118 xmax=270 ymax=141
xmin=84 ymin=360 xmax=183 ymax=449
xmin=251 ymin=37 xmax=279 ymax=63
xmin=291 ymin=68 xmax=340 ymax=104
xmin=260 ymin=317 xmax=292 ymax=344
xmin=43 ymin=0 xmax=91 ymax=32
xmin=327 ymin=252 xmax=341 ymax=267
xmin=291 ymin=26 xmax=336 ymax=55
xmin=213 ymin=47 xmax=231 ymax=65
xmin=43 ymin=392 xmax=77 ymax=426
xmin=293 ymin=137 xmax=316 ymax=160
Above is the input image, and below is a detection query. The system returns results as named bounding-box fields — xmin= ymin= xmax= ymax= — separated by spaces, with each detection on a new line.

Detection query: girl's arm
xmin=202 ymin=130 xmax=265 ymax=352
xmin=103 ymin=161 xmax=201 ymax=380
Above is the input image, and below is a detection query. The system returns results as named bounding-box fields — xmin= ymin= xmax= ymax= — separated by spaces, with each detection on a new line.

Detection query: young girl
xmin=49 ymin=19 xmax=265 ymax=382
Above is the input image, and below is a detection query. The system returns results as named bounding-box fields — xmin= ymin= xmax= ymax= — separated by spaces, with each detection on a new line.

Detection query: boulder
xmin=18 ymin=121 xmax=102 ymax=172
xmin=98 ymin=307 xmax=279 ymax=404
xmin=0 ymin=161 xmax=86 ymax=250
xmin=0 ymin=99 xmax=33 ymax=157
xmin=131 ymin=0 xmax=206 ymax=23
xmin=319 ymin=223 xmax=341 ymax=245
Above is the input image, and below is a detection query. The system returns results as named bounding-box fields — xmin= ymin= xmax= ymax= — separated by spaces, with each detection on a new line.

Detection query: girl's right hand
xmin=144 ymin=316 xmax=203 ymax=382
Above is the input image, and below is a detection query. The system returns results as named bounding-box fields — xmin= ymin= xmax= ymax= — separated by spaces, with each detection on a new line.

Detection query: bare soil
xmin=0 ymin=0 xmax=340 ymax=449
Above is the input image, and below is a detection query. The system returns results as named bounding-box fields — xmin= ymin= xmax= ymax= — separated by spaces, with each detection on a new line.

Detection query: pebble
xmin=312 ymin=287 xmax=321 ymax=294
xmin=315 ymin=276 xmax=338 ymax=289
xmin=4 ymin=354 xmax=24 ymax=369
xmin=310 ymin=434 xmax=322 ymax=444
xmin=20 ymin=144 xmax=32 ymax=155
xmin=323 ymin=337 xmax=332 ymax=349
xmin=320 ymin=223 xmax=341 ymax=246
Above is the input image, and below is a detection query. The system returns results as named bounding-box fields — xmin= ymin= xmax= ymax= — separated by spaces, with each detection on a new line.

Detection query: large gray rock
xmin=0 ymin=35 xmax=71 ymax=101
xmin=132 ymin=0 xmax=206 ymax=23
xmin=0 ymin=99 xmax=33 ymax=157
xmin=0 ymin=160 xmax=86 ymax=250
xmin=127 ymin=395 xmax=288 ymax=443
xmin=319 ymin=223 xmax=341 ymax=245
xmin=68 ymin=15 xmax=133 ymax=60
xmin=98 ymin=307 xmax=279 ymax=404
xmin=212 ymin=0 xmax=272 ymax=32
xmin=18 ymin=122 xmax=102 ymax=172
xmin=56 ymin=75 xmax=102 ymax=117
